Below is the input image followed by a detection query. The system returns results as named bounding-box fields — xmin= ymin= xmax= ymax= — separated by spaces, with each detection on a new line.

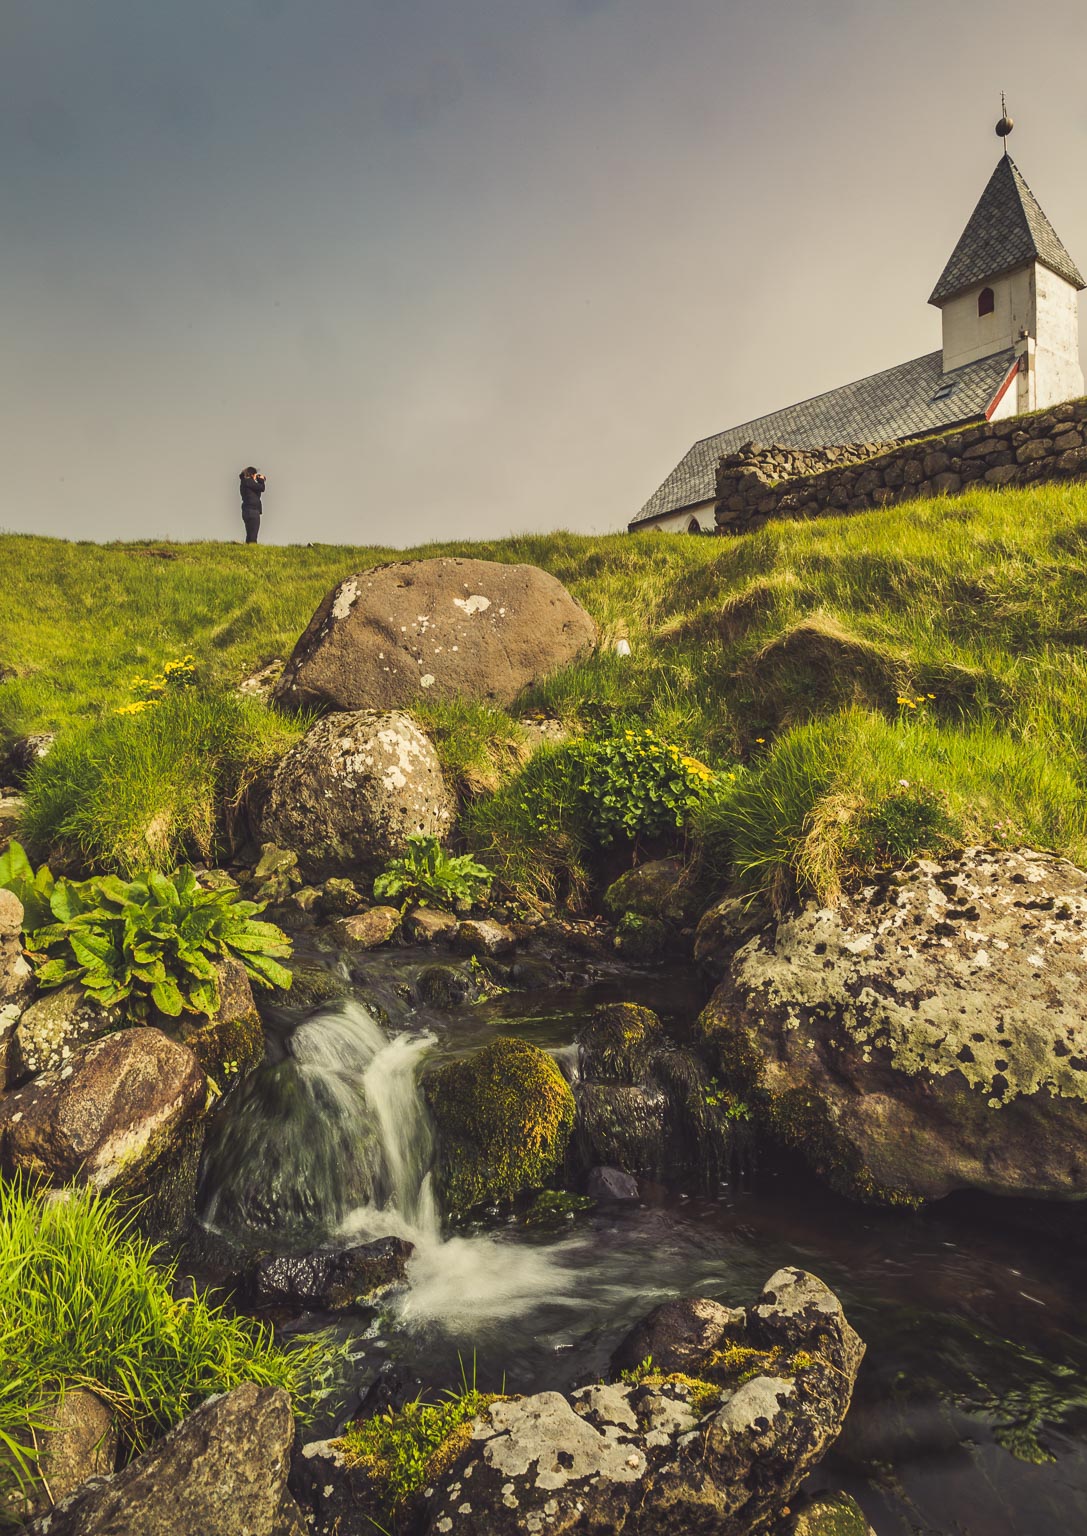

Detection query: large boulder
xmin=256 ymin=710 xmax=453 ymax=882
xmin=424 ymin=1038 xmax=575 ymax=1216
xmin=1 ymin=1387 xmax=117 ymax=1524
xmin=420 ymin=1267 xmax=863 ymax=1536
xmin=700 ymin=847 xmax=1087 ymax=1203
xmin=24 ymin=1382 xmax=303 ymax=1536
xmin=0 ymin=1027 xmax=207 ymax=1240
xmin=272 ymin=558 xmax=596 ymax=715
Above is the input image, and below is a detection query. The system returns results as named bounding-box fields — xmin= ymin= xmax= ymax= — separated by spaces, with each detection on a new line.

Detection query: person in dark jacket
xmin=239 ymin=466 xmax=266 ymax=543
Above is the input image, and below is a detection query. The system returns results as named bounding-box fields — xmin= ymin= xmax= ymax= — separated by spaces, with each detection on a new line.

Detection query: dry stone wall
xmin=714 ymin=398 xmax=1087 ymax=534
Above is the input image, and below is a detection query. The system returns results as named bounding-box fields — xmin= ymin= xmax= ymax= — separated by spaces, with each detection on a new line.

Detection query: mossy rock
xmin=781 ymin=1492 xmax=875 ymax=1536
xmin=603 ymin=857 xmax=696 ymax=924
xmin=168 ymin=961 xmax=264 ymax=1096
xmin=578 ymin=1002 xmax=662 ymax=1085
xmin=424 ymin=1038 xmax=575 ymax=1217
xmin=283 ymin=958 xmax=350 ymax=1011
xmin=613 ymin=911 xmax=673 ymax=961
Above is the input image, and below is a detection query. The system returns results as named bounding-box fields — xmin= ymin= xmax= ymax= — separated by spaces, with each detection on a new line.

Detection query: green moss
xmin=613 ymin=911 xmax=672 ymax=961
xmin=424 ymin=1038 xmax=576 ymax=1217
xmin=336 ymin=1389 xmax=500 ymax=1516
xmin=175 ymin=1003 xmax=263 ymax=1093
xmin=578 ymin=1002 xmax=662 ymax=1084
xmin=523 ymin=1190 xmax=593 ymax=1226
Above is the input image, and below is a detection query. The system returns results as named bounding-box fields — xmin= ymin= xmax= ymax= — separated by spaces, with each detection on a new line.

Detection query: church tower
xmin=929 ymin=148 xmax=1085 ymax=415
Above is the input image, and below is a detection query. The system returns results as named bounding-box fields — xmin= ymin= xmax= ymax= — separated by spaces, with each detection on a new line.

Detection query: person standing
xmin=239 ymin=466 xmax=266 ymax=543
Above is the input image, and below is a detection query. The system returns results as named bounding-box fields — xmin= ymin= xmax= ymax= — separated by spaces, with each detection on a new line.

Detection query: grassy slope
xmin=5 ymin=481 xmax=1087 ymax=896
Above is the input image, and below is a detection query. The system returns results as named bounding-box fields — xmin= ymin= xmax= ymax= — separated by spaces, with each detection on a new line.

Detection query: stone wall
xmin=713 ymin=397 xmax=1087 ymax=534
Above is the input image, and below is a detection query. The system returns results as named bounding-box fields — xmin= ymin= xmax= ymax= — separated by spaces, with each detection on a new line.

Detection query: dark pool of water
xmin=203 ymin=952 xmax=1087 ymax=1536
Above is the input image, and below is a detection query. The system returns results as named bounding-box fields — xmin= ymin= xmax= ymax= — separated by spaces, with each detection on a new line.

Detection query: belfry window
xmin=978 ymin=286 xmax=995 ymax=317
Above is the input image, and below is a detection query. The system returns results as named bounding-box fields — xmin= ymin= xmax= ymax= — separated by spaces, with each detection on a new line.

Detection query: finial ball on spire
xmin=997 ymin=114 xmax=1014 ymax=138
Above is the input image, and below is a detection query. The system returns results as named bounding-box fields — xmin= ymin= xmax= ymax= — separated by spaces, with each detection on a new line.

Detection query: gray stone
xmin=250 ymin=1236 xmax=413 ymax=1310
xmin=703 ymin=847 xmax=1087 ymax=1202
xmin=454 ymin=918 xmax=516 ymax=957
xmin=273 ymin=557 xmax=596 ymax=714
xmin=403 ymin=906 xmax=458 ymax=944
xmin=257 ymin=709 xmax=453 ymax=882
xmin=1 ymin=1387 xmax=116 ymax=1524
xmin=586 ymin=1165 xmax=640 ymax=1202
xmin=9 ymin=982 xmax=120 ymax=1084
xmin=25 ymin=1382 xmax=299 ymax=1536
xmin=0 ymin=1027 xmax=206 ymax=1240
xmin=330 ymin=906 xmax=401 ymax=950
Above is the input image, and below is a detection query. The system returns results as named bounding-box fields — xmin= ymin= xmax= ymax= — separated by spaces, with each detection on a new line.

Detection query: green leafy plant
xmin=0 ymin=840 xmax=54 ymax=930
xmin=0 ymin=1178 xmax=340 ymax=1518
xmin=575 ymin=726 xmax=723 ymax=845
xmin=373 ymin=835 xmax=492 ymax=911
xmin=4 ymin=842 xmax=292 ymax=1020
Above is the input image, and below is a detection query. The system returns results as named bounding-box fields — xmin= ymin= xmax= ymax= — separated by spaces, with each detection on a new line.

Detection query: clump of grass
xmin=336 ymin=1385 xmax=499 ymax=1522
xmin=411 ymin=696 xmax=531 ymax=800
xmin=0 ymin=1179 xmax=340 ymax=1513
xmin=695 ymin=707 xmax=1087 ymax=906
xmin=19 ymin=691 xmax=300 ymax=874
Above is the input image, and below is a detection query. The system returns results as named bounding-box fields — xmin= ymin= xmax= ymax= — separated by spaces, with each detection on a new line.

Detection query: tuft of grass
xmin=0 ymin=1179 xmax=340 ymax=1516
xmin=19 ymin=691 xmax=301 ymax=874
xmin=411 ymin=696 xmax=532 ymax=801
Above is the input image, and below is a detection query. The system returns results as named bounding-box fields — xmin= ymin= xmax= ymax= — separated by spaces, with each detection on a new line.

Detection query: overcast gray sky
xmin=4 ymin=0 xmax=1087 ymax=546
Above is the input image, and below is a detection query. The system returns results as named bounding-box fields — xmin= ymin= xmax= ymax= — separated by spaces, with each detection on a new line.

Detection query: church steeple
xmin=929 ymin=149 xmax=1084 ymax=412
xmin=929 ymin=155 xmax=1084 ymax=307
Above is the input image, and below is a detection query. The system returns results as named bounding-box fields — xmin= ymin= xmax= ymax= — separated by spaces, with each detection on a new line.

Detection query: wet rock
xmin=423 ymin=1267 xmax=864 ymax=1536
xmin=779 ymin=1492 xmax=876 ymax=1535
xmin=586 ymin=1165 xmax=640 ymax=1202
xmin=454 ymin=918 xmax=516 ymax=958
xmin=24 ymin=1381 xmax=301 ymax=1536
xmin=508 ymin=955 xmax=562 ymax=989
xmin=603 ymin=857 xmax=696 ymax=924
xmin=287 ymin=958 xmax=350 ymax=1011
xmin=578 ymin=1002 xmax=662 ymax=1084
xmin=425 ymin=1038 xmax=575 ymax=1215
xmin=1 ymin=1386 xmax=116 ymax=1524
xmin=167 ymin=960 xmax=264 ymax=1095
xmin=0 ymin=1027 xmax=206 ymax=1242
xmin=694 ymin=893 xmax=771 ymax=976
xmin=318 ymin=876 xmax=366 ymax=917
xmin=704 ymin=847 xmax=1087 ymax=1202
xmin=250 ymin=1236 xmax=413 ymax=1311
xmin=415 ymin=963 xmax=479 ymax=1010
xmin=272 ymin=557 xmax=596 ymax=715
xmin=610 ymin=1296 xmax=745 ymax=1377
xmin=9 ymin=983 xmax=120 ymax=1084
xmin=613 ymin=911 xmax=674 ymax=961
xmin=331 ymin=906 xmax=402 ymax=950
xmin=404 ymin=906 xmax=458 ymax=945
xmin=257 ymin=710 xmax=453 ymax=882
xmin=574 ymin=1081 xmax=669 ymax=1173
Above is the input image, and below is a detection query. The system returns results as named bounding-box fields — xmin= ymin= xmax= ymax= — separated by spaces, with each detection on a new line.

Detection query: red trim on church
xmin=986 ymin=356 xmax=1020 ymax=419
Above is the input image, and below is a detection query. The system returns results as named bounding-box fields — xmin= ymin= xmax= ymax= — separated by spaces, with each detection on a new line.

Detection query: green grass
xmin=0 ymin=1179 xmax=340 ymax=1517
xmin=6 ymin=480 xmax=1087 ymax=900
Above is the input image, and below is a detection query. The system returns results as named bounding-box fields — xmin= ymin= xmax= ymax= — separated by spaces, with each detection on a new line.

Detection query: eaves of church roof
xmin=929 ymin=155 xmax=1085 ymax=306
xmin=629 ymin=347 xmax=1015 ymax=529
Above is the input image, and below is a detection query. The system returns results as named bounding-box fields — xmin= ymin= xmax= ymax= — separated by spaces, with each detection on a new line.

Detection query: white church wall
xmin=941 ymin=268 xmax=1032 ymax=371
xmin=631 ymin=501 xmax=716 ymax=534
xmin=1032 ymin=267 xmax=1085 ymax=408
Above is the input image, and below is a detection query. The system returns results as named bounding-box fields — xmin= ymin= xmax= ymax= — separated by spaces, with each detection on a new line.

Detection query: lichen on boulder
xmin=257 ymin=709 xmax=453 ymax=882
xmin=701 ymin=846 xmax=1087 ymax=1202
xmin=424 ymin=1038 xmax=575 ymax=1216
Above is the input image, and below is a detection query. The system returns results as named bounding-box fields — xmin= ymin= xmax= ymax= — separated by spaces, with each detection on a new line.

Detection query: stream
xmin=194 ymin=949 xmax=1087 ymax=1536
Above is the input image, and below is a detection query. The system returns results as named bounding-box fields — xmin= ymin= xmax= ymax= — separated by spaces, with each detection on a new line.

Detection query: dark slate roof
xmin=630 ymin=347 xmax=1016 ymax=527
xmin=929 ymin=155 xmax=1085 ymax=306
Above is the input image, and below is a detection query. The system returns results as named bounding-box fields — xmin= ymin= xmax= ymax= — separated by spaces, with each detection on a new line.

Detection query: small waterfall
xmin=199 ymin=999 xmax=583 ymax=1335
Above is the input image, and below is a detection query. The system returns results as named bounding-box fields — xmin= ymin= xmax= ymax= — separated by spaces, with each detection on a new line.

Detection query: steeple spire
xmin=996 ymin=93 xmax=1014 ymax=158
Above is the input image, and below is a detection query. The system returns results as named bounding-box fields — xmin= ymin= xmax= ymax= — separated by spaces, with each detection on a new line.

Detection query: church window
xmin=687 ymin=517 xmax=702 ymax=534
xmin=978 ymin=286 xmax=995 ymax=317
xmin=932 ymin=382 xmax=956 ymax=401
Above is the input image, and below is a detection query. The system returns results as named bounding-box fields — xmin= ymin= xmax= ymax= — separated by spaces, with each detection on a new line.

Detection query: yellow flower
xmin=755 ymin=737 xmax=765 ymax=744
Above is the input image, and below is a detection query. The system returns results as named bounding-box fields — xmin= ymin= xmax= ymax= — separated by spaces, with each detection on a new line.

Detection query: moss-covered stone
xmin=169 ymin=961 xmax=264 ymax=1096
xmin=603 ymin=858 xmax=696 ymax=924
xmin=424 ymin=1038 xmax=575 ymax=1216
xmin=782 ymin=1492 xmax=875 ymax=1536
xmin=578 ymin=1002 xmax=662 ymax=1085
xmin=613 ymin=911 xmax=673 ymax=961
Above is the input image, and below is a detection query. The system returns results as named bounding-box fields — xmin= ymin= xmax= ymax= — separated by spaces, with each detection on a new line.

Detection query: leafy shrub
xmin=575 ymin=726 xmax=721 ymax=845
xmin=373 ymin=835 xmax=492 ymax=911
xmin=0 ymin=1179 xmax=339 ymax=1513
xmin=3 ymin=843 xmax=292 ymax=1020
xmin=0 ymin=840 xmax=54 ymax=929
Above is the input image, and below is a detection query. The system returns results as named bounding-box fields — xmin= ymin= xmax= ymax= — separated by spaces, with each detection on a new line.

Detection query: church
xmin=630 ymin=131 xmax=1085 ymax=534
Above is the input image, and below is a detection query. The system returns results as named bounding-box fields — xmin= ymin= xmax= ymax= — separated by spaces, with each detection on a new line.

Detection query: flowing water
xmin=197 ymin=970 xmax=1087 ymax=1536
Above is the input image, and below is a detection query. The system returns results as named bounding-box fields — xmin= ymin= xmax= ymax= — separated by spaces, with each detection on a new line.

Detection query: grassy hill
xmin=5 ymin=480 xmax=1087 ymax=904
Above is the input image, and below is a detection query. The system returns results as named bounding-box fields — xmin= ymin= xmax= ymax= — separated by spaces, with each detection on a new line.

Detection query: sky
xmin=4 ymin=0 xmax=1087 ymax=547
